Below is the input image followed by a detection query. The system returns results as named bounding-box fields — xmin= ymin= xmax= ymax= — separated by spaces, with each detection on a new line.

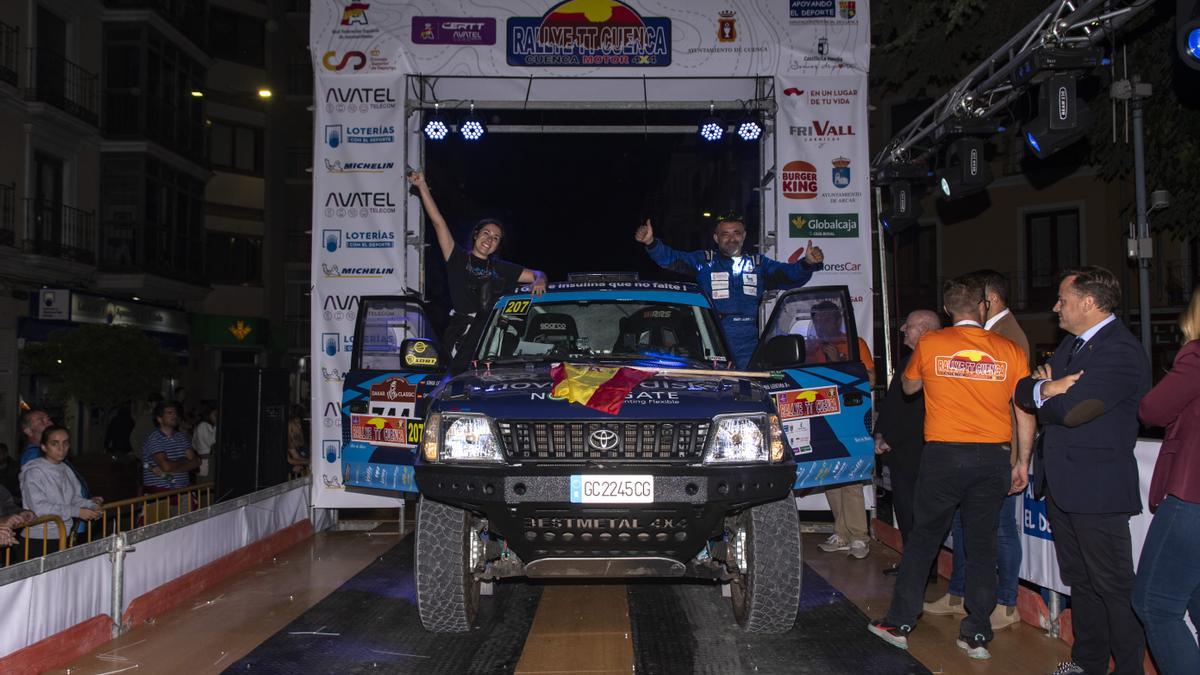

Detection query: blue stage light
xmin=460 ymin=119 xmax=485 ymax=141
xmin=1025 ymin=130 xmax=1042 ymax=154
xmin=735 ymin=118 xmax=763 ymax=142
xmin=1188 ymin=27 xmax=1200 ymax=61
xmin=698 ymin=118 xmax=725 ymax=142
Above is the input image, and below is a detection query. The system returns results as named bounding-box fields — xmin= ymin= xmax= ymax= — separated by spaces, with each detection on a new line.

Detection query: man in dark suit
xmin=1015 ymin=266 xmax=1150 ymax=675
xmin=875 ymin=309 xmax=941 ymax=574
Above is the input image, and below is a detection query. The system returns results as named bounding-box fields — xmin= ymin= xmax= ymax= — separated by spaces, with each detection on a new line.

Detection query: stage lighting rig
xmin=876 ymin=162 xmax=928 ymax=232
xmin=698 ymin=103 xmax=725 ymax=142
xmin=423 ymin=103 xmax=449 ymax=141
xmin=1023 ymin=73 xmax=1094 ymax=159
xmin=459 ymin=103 xmax=486 ymax=142
xmin=1180 ymin=0 xmax=1200 ymax=70
xmin=935 ymin=137 xmax=992 ymax=200
xmin=1010 ymin=46 xmax=1103 ymax=85
xmin=736 ymin=115 xmax=763 ymax=142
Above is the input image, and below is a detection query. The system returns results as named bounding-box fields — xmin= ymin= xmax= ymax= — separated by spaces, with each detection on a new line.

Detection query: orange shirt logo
xmin=933 ymin=349 xmax=1008 ymax=381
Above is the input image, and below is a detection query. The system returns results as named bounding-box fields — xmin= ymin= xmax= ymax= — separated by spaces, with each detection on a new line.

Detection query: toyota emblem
xmin=588 ymin=428 xmax=619 ymax=451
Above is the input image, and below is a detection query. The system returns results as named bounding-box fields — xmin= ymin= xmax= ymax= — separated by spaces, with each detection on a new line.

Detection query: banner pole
xmin=873 ymin=185 xmax=894 ymax=386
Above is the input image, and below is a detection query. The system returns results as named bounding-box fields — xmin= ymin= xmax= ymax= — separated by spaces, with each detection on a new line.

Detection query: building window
xmin=1025 ymin=208 xmax=1080 ymax=310
xmin=209 ymin=120 xmax=263 ymax=174
xmin=209 ymin=8 xmax=264 ymax=67
xmin=206 ymin=232 xmax=262 ymax=285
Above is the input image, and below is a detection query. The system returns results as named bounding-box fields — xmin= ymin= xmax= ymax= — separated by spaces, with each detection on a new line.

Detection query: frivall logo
xmin=324 ymin=191 xmax=397 ymax=218
xmin=325 ymin=159 xmax=394 ymax=174
xmin=322 ymin=262 xmax=396 ymax=278
xmin=324 ymin=87 xmax=396 ymax=114
xmin=789 ymin=121 xmax=855 ymax=140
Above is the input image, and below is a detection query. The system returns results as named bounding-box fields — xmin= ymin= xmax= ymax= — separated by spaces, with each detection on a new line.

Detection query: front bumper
xmin=415 ymin=462 xmax=795 ymax=570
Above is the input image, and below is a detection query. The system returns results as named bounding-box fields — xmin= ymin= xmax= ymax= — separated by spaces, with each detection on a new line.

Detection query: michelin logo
xmin=325 ymin=158 xmax=395 ymax=174
xmin=322 ymin=263 xmax=395 ymax=278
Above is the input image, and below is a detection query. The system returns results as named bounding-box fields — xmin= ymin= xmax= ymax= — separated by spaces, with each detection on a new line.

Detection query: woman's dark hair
xmin=40 ymin=425 xmax=69 ymax=446
xmin=469 ymin=218 xmax=504 ymax=252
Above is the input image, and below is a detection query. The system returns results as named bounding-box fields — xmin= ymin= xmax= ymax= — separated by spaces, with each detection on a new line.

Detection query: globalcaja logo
xmin=324 ymin=86 xmax=396 ymax=114
xmin=412 ymin=17 xmax=497 ymax=45
xmin=322 ymin=50 xmax=366 ymax=71
xmin=507 ymin=0 xmax=671 ymax=68
xmin=789 ymin=213 xmax=859 ymax=238
xmin=322 ymin=262 xmax=396 ymax=279
xmin=322 ymin=228 xmax=395 ymax=251
xmin=323 ymin=440 xmax=341 ymax=464
xmin=831 ymin=157 xmax=851 ymax=188
xmin=781 ymin=160 xmax=818 ymax=199
xmin=325 ymin=159 xmax=394 ymax=174
xmin=324 ymin=191 xmax=397 ymax=218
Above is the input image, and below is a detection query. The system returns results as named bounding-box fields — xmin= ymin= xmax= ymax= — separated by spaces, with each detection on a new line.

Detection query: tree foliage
xmin=21 ymin=325 xmax=175 ymax=409
xmin=871 ymin=0 xmax=1200 ymax=236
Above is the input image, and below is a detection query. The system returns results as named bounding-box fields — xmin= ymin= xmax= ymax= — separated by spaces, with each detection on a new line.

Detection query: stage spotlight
xmin=423 ymin=104 xmax=449 ymax=141
xmin=698 ymin=117 xmax=725 ymax=142
xmin=1023 ymin=74 xmax=1093 ymax=159
xmin=880 ymin=180 xmax=922 ymax=232
xmin=735 ymin=116 xmax=763 ymax=142
xmin=1179 ymin=0 xmax=1200 ymax=70
xmin=934 ymin=137 xmax=991 ymax=200
xmin=459 ymin=103 xmax=486 ymax=142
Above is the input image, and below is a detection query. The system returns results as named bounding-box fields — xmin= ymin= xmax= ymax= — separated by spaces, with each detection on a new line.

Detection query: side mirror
xmin=749 ymin=334 xmax=806 ymax=370
xmin=401 ymin=338 xmax=444 ymax=371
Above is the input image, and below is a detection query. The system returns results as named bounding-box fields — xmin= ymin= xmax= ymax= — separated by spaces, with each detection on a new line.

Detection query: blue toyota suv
xmin=338 ymin=278 xmax=873 ymax=634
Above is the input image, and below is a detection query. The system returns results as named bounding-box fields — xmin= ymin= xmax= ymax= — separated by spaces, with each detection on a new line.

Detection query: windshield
xmin=476 ymin=299 xmax=729 ymax=365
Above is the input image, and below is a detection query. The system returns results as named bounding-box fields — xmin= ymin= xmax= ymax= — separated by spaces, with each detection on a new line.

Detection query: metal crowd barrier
xmin=1 ymin=483 xmax=214 ymax=568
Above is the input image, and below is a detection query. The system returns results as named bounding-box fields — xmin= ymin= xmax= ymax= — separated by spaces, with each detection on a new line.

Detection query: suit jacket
xmin=1138 ymin=340 xmax=1200 ymax=509
xmin=874 ymin=353 xmax=925 ymax=472
xmin=1014 ymin=317 xmax=1149 ymax=514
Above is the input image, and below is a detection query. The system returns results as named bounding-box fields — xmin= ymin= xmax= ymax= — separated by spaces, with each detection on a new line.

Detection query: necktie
xmin=1066 ymin=337 xmax=1085 ymax=366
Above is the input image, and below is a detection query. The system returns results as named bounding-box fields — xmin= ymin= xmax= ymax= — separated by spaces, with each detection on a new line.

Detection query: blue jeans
xmin=949 ymin=492 xmax=1021 ymax=606
xmin=1133 ymin=495 xmax=1200 ymax=675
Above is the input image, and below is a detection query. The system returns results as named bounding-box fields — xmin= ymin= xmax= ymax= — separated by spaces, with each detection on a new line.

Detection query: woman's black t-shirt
xmin=446 ymin=246 xmax=524 ymax=316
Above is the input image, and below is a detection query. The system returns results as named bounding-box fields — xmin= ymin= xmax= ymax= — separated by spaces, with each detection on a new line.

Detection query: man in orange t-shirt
xmin=868 ymin=275 xmax=1035 ymax=660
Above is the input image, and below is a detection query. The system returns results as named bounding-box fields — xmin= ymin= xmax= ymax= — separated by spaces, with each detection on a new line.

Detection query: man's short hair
xmin=152 ymin=401 xmax=179 ymax=421
xmin=943 ymin=275 xmax=986 ymax=316
xmin=1061 ymin=266 xmax=1121 ymax=312
xmin=712 ymin=213 xmax=745 ymax=233
xmin=810 ymin=300 xmax=840 ymax=315
xmin=967 ymin=269 xmax=1008 ymax=305
xmin=18 ymin=409 xmax=45 ymax=433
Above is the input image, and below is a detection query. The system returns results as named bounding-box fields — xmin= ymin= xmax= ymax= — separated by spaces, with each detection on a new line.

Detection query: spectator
xmin=142 ymin=401 xmax=199 ymax=494
xmin=874 ymin=309 xmax=942 ymax=575
xmin=287 ymin=405 xmax=309 ymax=477
xmin=868 ymin=275 xmax=1033 ymax=660
xmin=19 ymin=426 xmax=101 ymax=554
xmin=104 ymin=404 xmax=136 ymax=456
xmin=1133 ymin=287 xmax=1200 ymax=675
xmin=130 ymin=393 xmax=163 ymax=459
xmin=1 ymin=483 xmax=35 ymax=548
xmin=18 ymin=408 xmax=52 ymax=465
xmin=926 ymin=269 xmax=1030 ymax=630
xmin=1015 ymin=267 xmax=1149 ymax=675
xmin=192 ymin=405 xmax=218 ymax=480
xmin=0 ymin=441 xmax=20 ymax=502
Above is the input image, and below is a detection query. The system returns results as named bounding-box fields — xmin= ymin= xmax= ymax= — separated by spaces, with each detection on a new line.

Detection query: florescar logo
xmin=507 ymin=0 xmax=671 ymax=67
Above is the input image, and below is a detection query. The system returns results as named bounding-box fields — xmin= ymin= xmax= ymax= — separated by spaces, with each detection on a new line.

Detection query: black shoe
xmin=955 ymin=633 xmax=990 ymax=660
xmin=867 ymin=619 xmax=912 ymax=649
xmin=882 ymin=563 xmax=900 ymax=577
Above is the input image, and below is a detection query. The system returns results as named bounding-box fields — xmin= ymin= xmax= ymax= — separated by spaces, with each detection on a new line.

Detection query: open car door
xmin=749 ymin=286 xmax=874 ymax=491
xmin=340 ymin=295 xmax=447 ymax=497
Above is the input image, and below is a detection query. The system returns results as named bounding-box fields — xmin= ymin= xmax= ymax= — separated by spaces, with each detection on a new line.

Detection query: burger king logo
xmin=782 ymin=160 xmax=818 ymax=199
xmin=934 ymin=350 xmax=1009 ymax=381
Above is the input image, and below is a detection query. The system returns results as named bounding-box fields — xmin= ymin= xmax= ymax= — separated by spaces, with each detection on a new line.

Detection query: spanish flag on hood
xmin=550 ymin=363 xmax=654 ymax=415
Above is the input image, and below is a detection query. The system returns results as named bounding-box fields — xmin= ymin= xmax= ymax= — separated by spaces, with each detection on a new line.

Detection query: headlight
xmin=704 ymin=414 xmax=775 ymax=464
xmin=438 ymin=413 xmax=504 ymax=464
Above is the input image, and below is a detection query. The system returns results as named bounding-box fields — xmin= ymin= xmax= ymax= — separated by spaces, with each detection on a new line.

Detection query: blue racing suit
xmin=645 ymin=240 xmax=822 ymax=368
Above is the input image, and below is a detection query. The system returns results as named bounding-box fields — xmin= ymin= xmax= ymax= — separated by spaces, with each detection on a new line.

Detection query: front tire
xmin=728 ymin=496 xmax=802 ymax=633
xmin=414 ymin=495 xmax=481 ymax=632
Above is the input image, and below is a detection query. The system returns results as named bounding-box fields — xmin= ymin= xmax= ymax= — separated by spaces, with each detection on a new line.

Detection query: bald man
xmin=875 ymin=309 xmax=942 ymax=571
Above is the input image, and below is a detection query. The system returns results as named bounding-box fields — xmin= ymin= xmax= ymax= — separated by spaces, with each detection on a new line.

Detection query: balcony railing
xmin=25 ymin=48 xmax=99 ymax=126
xmin=0 ymin=182 xmax=14 ymax=247
xmin=0 ymin=21 xmax=18 ymax=88
xmin=102 ymin=0 xmax=207 ymax=49
xmin=99 ymin=220 xmax=205 ymax=282
xmin=25 ymin=198 xmax=97 ymax=264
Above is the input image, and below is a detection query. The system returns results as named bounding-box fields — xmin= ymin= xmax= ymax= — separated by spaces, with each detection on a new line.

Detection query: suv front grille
xmin=497 ymin=420 xmax=710 ymax=462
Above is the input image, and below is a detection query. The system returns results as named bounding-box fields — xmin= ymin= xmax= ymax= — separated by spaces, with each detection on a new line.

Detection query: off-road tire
xmin=414 ymin=495 xmax=481 ymax=632
xmin=729 ymin=496 xmax=803 ymax=633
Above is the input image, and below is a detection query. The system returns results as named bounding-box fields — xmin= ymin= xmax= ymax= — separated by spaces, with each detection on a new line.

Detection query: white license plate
xmin=569 ymin=475 xmax=654 ymax=503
